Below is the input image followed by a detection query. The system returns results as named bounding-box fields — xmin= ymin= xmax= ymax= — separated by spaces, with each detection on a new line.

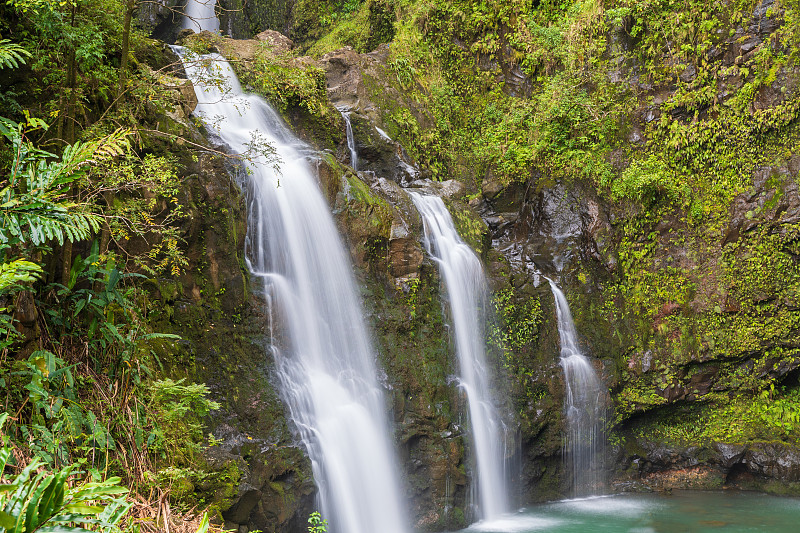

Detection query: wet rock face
xmin=206 ymin=427 xmax=315 ymax=533
xmin=319 ymin=46 xmax=424 ymax=184
xmin=394 ymin=386 xmax=470 ymax=530
xmin=309 ymin=152 xmax=473 ymax=527
xmin=218 ymin=0 xmax=292 ymax=40
xmin=614 ymin=440 xmax=800 ymax=493
xmin=724 ymin=156 xmax=800 ymax=245
xmin=136 ymin=0 xmax=183 ymax=42
xmin=483 ymin=177 xmax=614 ymax=281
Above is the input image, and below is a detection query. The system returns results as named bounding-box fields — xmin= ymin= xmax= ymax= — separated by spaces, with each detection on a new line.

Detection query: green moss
xmin=308 ymin=1 xmax=372 ymax=56
xmin=444 ymin=200 xmax=487 ymax=253
xmin=243 ymin=49 xmax=328 ymax=114
xmin=343 ymin=174 xmax=394 ymax=237
xmin=451 ymin=507 xmax=466 ymax=528
xmin=491 ymin=287 xmax=543 ymax=358
xmin=622 ymin=383 xmax=800 ymax=448
xmin=281 ymin=0 xmax=800 ymax=498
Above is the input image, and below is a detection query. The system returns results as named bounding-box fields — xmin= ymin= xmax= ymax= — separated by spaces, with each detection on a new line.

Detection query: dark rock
xmin=389 ymin=222 xmax=424 ymax=278
xmin=679 ymin=64 xmax=697 ymax=83
xmin=714 ymin=442 xmax=747 ymax=468
xmin=744 ymin=443 xmax=800 ymax=481
xmin=724 ymin=167 xmax=800 ymax=245
xmin=224 ymin=487 xmax=262 ymax=524
xmin=218 ymin=0 xmax=292 ymax=41
xmin=137 ymin=0 xmax=183 ymax=42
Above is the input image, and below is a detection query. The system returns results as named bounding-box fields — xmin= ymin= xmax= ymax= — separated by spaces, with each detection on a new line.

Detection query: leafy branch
xmin=0 ymin=118 xmax=130 ymax=249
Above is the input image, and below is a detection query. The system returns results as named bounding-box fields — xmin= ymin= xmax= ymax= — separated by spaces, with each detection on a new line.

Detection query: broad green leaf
xmin=61 ymin=504 xmax=104 ymax=515
xmin=0 ymin=510 xmax=15 ymax=529
xmin=47 ymin=514 xmax=104 ymax=525
xmin=0 ymin=446 xmax=10 ymax=475
xmin=69 ymin=484 xmax=127 ymax=502
xmin=36 ymin=526 xmax=93 ymax=533
xmin=196 ymin=512 xmax=210 ymax=533
xmin=97 ymin=499 xmax=132 ymax=527
xmin=24 ymin=474 xmax=54 ymax=533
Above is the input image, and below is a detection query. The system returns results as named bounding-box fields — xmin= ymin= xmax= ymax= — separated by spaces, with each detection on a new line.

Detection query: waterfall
xmin=175 ymin=47 xmax=409 ymax=533
xmin=547 ymin=280 xmax=606 ymax=497
xmin=338 ymin=109 xmax=358 ymax=171
xmin=182 ymin=0 xmax=220 ymax=33
xmin=409 ymin=192 xmax=509 ymax=521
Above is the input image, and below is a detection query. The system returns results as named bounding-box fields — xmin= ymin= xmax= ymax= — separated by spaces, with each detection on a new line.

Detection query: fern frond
xmin=50 ymin=129 xmax=131 ymax=187
xmin=0 ymin=200 xmax=100 ymax=246
xmin=0 ymin=119 xmax=128 ymax=249
xmin=0 ymin=39 xmax=31 ymax=70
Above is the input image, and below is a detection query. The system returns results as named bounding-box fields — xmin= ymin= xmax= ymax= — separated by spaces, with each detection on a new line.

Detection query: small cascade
xmin=338 ymin=109 xmax=358 ymax=171
xmin=175 ymin=43 xmax=409 ymax=533
xmin=409 ymin=191 xmax=509 ymax=521
xmin=547 ymin=280 xmax=606 ymax=497
xmin=182 ymin=0 xmax=220 ymax=33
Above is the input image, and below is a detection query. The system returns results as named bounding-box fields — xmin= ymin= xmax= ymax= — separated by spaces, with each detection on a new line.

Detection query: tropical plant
xmin=147 ymin=379 xmax=220 ymax=463
xmin=0 ymin=117 xmax=129 ymax=252
xmin=307 ymin=511 xmax=327 ymax=533
xmin=42 ymin=241 xmax=154 ymax=375
xmin=0 ymin=260 xmax=41 ymax=295
xmin=0 ymin=41 xmax=31 ymax=70
xmin=0 ymin=413 xmax=132 ymax=533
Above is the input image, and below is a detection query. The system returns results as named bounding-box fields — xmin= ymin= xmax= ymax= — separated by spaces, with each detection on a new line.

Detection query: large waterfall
xmin=409 ymin=192 xmax=509 ymax=520
xmin=548 ymin=280 xmax=606 ymax=497
xmin=175 ymin=37 xmax=409 ymax=533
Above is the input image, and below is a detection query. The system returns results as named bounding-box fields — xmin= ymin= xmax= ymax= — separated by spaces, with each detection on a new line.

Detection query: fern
xmin=0 ymin=40 xmax=30 ymax=70
xmin=0 ymin=118 xmax=130 ymax=248
xmin=0 ymin=259 xmax=41 ymax=295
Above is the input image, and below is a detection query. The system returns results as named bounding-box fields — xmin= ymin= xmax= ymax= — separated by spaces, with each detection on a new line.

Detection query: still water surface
xmin=456 ymin=491 xmax=800 ymax=532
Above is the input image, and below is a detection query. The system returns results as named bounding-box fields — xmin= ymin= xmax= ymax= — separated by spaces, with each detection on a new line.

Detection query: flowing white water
xmin=339 ymin=109 xmax=358 ymax=171
xmin=409 ymin=192 xmax=509 ymax=520
xmin=547 ymin=280 xmax=605 ymax=497
xmin=176 ymin=48 xmax=408 ymax=533
xmin=182 ymin=0 xmax=220 ymax=33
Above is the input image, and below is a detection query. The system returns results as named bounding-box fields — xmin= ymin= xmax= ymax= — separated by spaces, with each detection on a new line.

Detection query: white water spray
xmin=182 ymin=0 xmax=220 ymax=33
xmin=175 ymin=44 xmax=409 ymax=533
xmin=547 ymin=280 xmax=606 ymax=497
xmin=409 ymin=192 xmax=509 ymax=520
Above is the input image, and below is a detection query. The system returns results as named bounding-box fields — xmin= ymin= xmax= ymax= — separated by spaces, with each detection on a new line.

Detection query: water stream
xmin=182 ymin=0 xmax=219 ymax=33
xmin=338 ymin=108 xmax=358 ymax=171
xmin=175 ymin=34 xmax=408 ymax=533
xmin=409 ymin=191 xmax=509 ymax=520
xmin=547 ymin=280 xmax=605 ymax=497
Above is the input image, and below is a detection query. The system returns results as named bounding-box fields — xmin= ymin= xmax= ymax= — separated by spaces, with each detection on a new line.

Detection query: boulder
xmin=255 ymin=30 xmax=294 ymax=53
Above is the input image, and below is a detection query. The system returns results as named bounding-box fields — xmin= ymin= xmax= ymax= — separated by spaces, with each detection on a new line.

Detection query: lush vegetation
xmin=301 ymin=0 xmax=800 ymax=464
xmin=0 ymin=2 xmax=233 ymax=530
xmin=3 ymin=0 xmax=800 ymax=527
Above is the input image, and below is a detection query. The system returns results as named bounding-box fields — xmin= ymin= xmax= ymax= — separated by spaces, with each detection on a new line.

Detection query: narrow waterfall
xmin=176 ymin=47 xmax=409 ymax=533
xmin=547 ymin=280 xmax=606 ymax=497
xmin=409 ymin=192 xmax=509 ymax=520
xmin=182 ymin=0 xmax=220 ymax=33
xmin=338 ymin=109 xmax=358 ymax=171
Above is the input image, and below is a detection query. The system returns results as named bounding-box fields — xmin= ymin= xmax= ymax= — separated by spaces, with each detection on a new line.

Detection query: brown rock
xmin=255 ymin=30 xmax=294 ymax=53
xmin=388 ymin=221 xmax=423 ymax=278
xmin=218 ymin=39 xmax=260 ymax=63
